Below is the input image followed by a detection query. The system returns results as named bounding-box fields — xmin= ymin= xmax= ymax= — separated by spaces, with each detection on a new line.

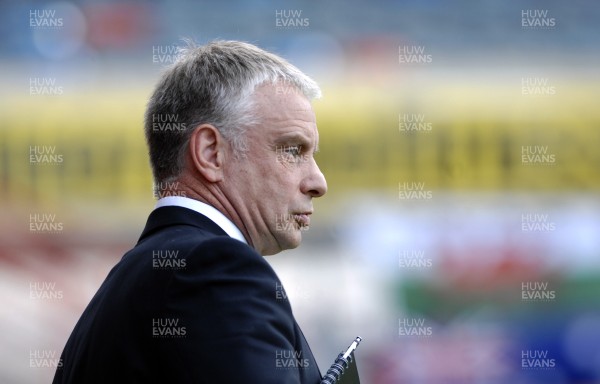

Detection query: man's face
xmin=223 ymin=83 xmax=327 ymax=255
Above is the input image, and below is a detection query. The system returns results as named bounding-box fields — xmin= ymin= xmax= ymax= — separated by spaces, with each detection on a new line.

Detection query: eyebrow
xmin=274 ymin=133 xmax=319 ymax=153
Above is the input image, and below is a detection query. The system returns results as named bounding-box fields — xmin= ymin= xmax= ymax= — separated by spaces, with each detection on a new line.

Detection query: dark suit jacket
xmin=53 ymin=206 xmax=322 ymax=383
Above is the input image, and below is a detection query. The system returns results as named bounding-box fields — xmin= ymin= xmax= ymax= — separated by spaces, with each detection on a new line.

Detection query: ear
xmin=188 ymin=124 xmax=225 ymax=183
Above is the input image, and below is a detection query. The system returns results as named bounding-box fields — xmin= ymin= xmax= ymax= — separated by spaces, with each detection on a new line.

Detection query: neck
xmin=165 ymin=172 xmax=255 ymax=250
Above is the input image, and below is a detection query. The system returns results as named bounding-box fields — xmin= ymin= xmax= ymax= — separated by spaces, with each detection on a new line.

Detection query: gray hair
xmin=144 ymin=39 xmax=321 ymax=186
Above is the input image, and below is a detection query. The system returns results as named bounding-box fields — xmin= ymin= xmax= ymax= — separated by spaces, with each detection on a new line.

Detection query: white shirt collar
xmin=154 ymin=196 xmax=247 ymax=244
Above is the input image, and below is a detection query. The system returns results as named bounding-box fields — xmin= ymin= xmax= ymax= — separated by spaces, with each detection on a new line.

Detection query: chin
xmin=264 ymin=232 xmax=302 ymax=256
xmin=285 ymin=230 xmax=303 ymax=249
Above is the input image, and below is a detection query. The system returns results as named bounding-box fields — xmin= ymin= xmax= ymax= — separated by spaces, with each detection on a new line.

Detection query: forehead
xmin=252 ymin=83 xmax=316 ymax=127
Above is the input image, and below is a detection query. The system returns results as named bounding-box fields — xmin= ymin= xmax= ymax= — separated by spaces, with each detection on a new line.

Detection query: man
xmin=53 ymin=40 xmax=327 ymax=383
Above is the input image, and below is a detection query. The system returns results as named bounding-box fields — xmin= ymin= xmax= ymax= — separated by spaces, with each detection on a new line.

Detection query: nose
xmin=302 ymin=158 xmax=327 ymax=198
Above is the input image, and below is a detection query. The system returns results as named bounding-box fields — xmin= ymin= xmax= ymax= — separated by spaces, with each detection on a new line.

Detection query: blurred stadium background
xmin=1 ymin=0 xmax=600 ymax=383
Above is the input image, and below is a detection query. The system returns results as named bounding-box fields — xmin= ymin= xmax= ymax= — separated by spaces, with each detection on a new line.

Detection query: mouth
xmin=292 ymin=212 xmax=312 ymax=228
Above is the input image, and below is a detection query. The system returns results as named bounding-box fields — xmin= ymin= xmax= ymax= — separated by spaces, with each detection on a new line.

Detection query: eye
xmin=278 ymin=145 xmax=302 ymax=157
xmin=284 ymin=145 xmax=301 ymax=156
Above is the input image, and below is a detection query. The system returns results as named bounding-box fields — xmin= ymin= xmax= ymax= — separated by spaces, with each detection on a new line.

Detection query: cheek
xmin=235 ymin=156 xmax=302 ymax=207
xmin=271 ymin=163 xmax=303 ymax=194
xmin=234 ymin=161 xmax=282 ymax=204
